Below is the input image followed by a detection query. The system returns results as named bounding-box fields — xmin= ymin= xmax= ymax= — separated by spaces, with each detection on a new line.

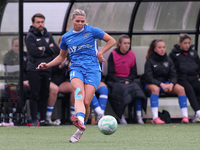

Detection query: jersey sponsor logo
xmin=176 ymin=53 xmax=180 ymax=56
xmin=69 ymin=44 xmax=92 ymax=53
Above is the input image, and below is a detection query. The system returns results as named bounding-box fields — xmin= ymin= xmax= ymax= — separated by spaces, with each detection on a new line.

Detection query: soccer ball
xmin=98 ymin=115 xmax=118 ymax=135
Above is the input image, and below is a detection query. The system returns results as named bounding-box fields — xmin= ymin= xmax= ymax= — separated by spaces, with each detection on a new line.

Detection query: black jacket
xmin=144 ymin=52 xmax=177 ymax=86
xmin=25 ymin=26 xmax=60 ymax=72
xmin=169 ymin=44 xmax=200 ymax=81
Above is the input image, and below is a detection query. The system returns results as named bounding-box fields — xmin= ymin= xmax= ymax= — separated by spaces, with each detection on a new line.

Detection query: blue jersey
xmin=60 ymin=25 xmax=105 ymax=72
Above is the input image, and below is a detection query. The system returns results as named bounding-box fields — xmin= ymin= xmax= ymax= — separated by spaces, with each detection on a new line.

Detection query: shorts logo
xmin=70 ymin=71 xmax=75 ymax=77
xmin=88 ymin=80 xmax=93 ymax=82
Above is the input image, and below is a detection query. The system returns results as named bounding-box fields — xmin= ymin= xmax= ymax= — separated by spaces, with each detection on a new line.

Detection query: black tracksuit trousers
xmin=178 ymin=79 xmax=200 ymax=112
xmin=27 ymin=71 xmax=50 ymax=122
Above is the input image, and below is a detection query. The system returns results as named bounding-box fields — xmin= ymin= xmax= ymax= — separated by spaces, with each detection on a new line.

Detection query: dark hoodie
xmin=169 ymin=44 xmax=200 ymax=81
xmin=144 ymin=51 xmax=177 ymax=86
xmin=25 ymin=26 xmax=60 ymax=72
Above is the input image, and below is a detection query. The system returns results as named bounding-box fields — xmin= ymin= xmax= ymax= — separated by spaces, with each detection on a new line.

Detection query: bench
xmin=101 ymin=46 xmax=194 ymax=123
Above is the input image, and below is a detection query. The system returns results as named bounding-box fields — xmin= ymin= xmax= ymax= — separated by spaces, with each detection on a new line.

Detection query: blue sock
xmin=135 ymin=99 xmax=142 ymax=111
xmin=90 ymin=95 xmax=100 ymax=109
xmin=178 ymin=95 xmax=187 ymax=108
xmin=70 ymin=105 xmax=75 ymax=116
xmin=84 ymin=120 xmax=88 ymax=125
xmin=150 ymin=94 xmax=159 ymax=108
xmin=98 ymin=86 xmax=108 ymax=111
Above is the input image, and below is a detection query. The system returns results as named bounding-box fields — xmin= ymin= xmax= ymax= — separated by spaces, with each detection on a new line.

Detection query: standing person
xmin=25 ymin=13 xmax=60 ymax=126
xmin=107 ymin=34 xmax=147 ymax=125
xmin=144 ymin=39 xmax=189 ymax=124
xmin=37 ymin=9 xmax=116 ymax=142
xmin=169 ymin=34 xmax=200 ymax=123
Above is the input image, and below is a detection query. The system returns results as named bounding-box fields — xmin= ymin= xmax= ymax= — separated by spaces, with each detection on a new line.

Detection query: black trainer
xmin=40 ymin=120 xmax=55 ymax=126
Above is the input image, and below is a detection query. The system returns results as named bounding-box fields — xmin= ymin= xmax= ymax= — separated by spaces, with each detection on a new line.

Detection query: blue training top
xmin=60 ymin=25 xmax=105 ymax=72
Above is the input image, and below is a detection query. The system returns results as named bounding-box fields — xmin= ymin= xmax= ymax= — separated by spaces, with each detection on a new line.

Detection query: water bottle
xmin=91 ymin=109 xmax=96 ymax=125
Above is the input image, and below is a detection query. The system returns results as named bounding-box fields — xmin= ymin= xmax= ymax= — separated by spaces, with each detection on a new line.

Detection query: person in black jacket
xmin=144 ymin=39 xmax=189 ymax=124
xmin=107 ymin=34 xmax=147 ymax=124
xmin=169 ymin=34 xmax=200 ymax=123
xmin=25 ymin=13 xmax=60 ymax=126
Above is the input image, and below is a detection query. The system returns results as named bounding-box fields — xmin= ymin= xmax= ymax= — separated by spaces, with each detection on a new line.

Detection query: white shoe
xmin=120 ymin=115 xmax=127 ymax=124
xmin=69 ymin=130 xmax=83 ymax=143
xmin=192 ymin=115 xmax=200 ymax=123
xmin=137 ymin=117 xmax=144 ymax=124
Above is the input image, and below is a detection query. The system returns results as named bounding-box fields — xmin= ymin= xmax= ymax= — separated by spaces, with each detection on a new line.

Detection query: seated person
xmin=144 ymin=39 xmax=189 ymax=124
xmin=3 ymin=37 xmax=19 ymax=82
xmin=3 ymin=37 xmax=19 ymax=65
xmin=106 ymin=34 xmax=147 ymax=124
xmin=169 ymin=34 xmax=200 ymax=123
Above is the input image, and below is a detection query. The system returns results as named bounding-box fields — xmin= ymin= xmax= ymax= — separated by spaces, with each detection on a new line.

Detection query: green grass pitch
xmin=0 ymin=124 xmax=199 ymax=150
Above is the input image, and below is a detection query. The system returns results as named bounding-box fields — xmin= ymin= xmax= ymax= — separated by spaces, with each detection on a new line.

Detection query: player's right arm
xmin=37 ymin=49 xmax=68 ymax=69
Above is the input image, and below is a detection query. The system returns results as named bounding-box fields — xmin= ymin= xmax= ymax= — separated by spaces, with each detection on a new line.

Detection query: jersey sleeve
xmin=60 ymin=36 xmax=68 ymax=50
xmin=91 ymin=26 xmax=105 ymax=40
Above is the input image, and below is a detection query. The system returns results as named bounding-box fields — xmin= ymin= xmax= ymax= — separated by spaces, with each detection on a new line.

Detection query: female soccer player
xmin=170 ymin=34 xmax=200 ymax=123
xmin=37 ymin=9 xmax=116 ymax=142
xmin=144 ymin=39 xmax=189 ymax=124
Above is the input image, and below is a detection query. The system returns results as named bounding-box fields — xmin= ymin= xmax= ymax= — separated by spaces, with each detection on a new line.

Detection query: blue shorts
xmin=70 ymin=69 xmax=101 ymax=90
xmin=145 ymin=81 xmax=170 ymax=93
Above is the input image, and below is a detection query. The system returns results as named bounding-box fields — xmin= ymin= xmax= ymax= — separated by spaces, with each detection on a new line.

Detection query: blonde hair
xmin=71 ymin=9 xmax=86 ymax=20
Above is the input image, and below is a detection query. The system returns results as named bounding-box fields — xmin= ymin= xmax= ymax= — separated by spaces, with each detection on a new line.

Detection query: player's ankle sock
xmin=77 ymin=129 xmax=83 ymax=134
xmin=178 ymin=95 xmax=188 ymax=117
xmin=70 ymin=105 xmax=75 ymax=116
xmin=135 ymin=99 xmax=142 ymax=118
xmin=46 ymin=105 xmax=54 ymax=121
xmin=98 ymin=86 xmax=108 ymax=114
xmin=76 ymin=112 xmax=85 ymax=123
xmin=150 ymin=94 xmax=159 ymax=119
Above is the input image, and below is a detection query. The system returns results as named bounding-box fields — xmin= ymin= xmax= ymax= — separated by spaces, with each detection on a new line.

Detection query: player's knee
xmin=50 ymin=86 xmax=59 ymax=95
xmin=176 ymin=85 xmax=185 ymax=95
xmin=84 ymin=100 xmax=90 ymax=108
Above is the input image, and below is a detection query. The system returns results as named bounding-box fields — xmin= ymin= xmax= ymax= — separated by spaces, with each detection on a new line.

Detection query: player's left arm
xmin=97 ymin=33 xmax=116 ymax=62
